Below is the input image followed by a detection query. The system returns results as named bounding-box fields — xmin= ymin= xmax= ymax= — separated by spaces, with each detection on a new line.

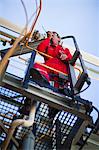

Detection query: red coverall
xmin=33 ymin=37 xmax=72 ymax=87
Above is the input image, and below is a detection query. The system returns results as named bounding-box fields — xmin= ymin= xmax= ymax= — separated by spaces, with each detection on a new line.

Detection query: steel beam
xmin=0 ymin=17 xmax=24 ymax=34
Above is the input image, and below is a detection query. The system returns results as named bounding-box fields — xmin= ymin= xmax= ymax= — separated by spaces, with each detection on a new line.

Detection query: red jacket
xmin=37 ymin=38 xmax=72 ymax=75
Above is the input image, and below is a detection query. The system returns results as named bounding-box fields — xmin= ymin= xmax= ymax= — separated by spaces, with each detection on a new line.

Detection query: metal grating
xmin=0 ymin=85 xmax=97 ymax=150
xmin=34 ymin=103 xmax=77 ymax=150
xmin=0 ymin=86 xmax=25 ymax=103
xmin=0 ymin=86 xmax=25 ymax=144
xmin=0 ymin=86 xmax=78 ymax=149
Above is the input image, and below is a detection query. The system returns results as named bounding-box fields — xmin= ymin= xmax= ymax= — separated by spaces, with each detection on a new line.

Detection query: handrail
xmin=36 ymin=62 xmax=68 ymax=76
xmin=61 ymin=36 xmax=88 ymax=73
xmin=26 ymin=43 xmax=53 ymax=58
xmin=25 ymin=44 xmax=82 ymax=78
xmin=61 ymin=35 xmax=91 ymax=92
xmin=18 ymin=55 xmax=99 ymax=81
xmin=1 ymin=100 xmax=37 ymax=150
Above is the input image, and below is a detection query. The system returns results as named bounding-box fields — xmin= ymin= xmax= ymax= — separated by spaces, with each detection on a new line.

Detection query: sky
xmin=0 ymin=0 xmax=99 ymax=56
xmin=0 ymin=0 xmax=99 ymax=117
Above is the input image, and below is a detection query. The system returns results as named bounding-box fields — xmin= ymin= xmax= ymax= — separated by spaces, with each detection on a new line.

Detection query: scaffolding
xmin=0 ymin=21 xmax=99 ymax=149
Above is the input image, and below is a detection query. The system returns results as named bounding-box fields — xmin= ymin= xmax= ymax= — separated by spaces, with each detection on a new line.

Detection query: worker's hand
xmin=59 ymin=50 xmax=67 ymax=60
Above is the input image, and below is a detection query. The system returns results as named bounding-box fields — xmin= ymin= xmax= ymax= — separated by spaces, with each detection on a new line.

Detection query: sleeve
xmin=64 ymin=48 xmax=72 ymax=61
xmin=37 ymin=38 xmax=50 ymax=53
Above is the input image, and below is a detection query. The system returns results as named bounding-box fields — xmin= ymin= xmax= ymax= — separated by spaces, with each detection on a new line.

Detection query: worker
xmin=32 ymin=31 xmax=72 ymax=88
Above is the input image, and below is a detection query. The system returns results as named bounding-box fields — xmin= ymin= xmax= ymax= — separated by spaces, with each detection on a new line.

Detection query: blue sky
xmin=0 ymin=0 xmax=99 ymax=55
xmin=0 ymin=0 xmax=99 ymax=112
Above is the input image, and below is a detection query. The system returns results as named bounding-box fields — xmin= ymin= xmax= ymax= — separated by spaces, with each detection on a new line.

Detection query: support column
xmin=22 ymin=131 xmax=35 ymax=150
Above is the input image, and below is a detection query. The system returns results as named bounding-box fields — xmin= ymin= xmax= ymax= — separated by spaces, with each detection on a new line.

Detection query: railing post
xmin=22 ymin=50 xmax=36 ymax=88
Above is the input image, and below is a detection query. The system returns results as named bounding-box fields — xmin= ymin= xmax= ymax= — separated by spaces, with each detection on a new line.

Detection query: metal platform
xmin=0 ymin=72 xmax=98 ymax=150
xmin=0 ymin=34 xmax=99 ymax=149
